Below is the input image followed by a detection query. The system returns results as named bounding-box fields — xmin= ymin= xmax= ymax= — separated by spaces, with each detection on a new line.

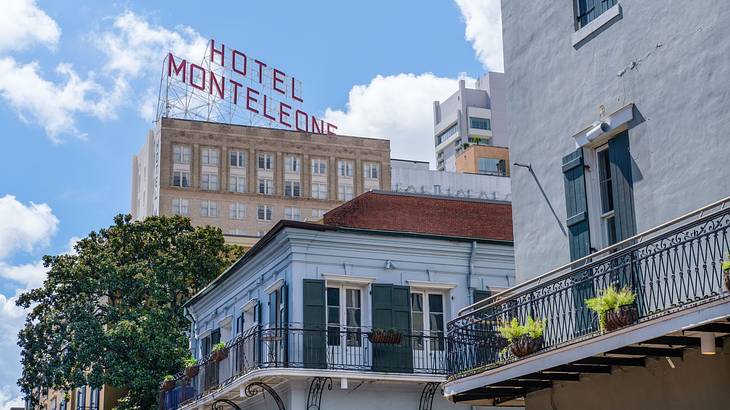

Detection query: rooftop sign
xmin=158 ymin=39 xmax=338 ymax=134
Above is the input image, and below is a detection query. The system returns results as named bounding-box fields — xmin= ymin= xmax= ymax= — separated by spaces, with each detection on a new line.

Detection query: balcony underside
xmin=444 ymin=300 xmax=730 ymax=406
xmin=178 ymin=367 xmax=445 ymax=410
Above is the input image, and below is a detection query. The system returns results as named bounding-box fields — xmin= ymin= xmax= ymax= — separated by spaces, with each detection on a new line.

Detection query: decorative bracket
xmin=212 ymin=399 xmax=242 ymax=410
xmin=419 ymin=382 xmax=440 ymax=410
xmin=244 ymin=381 xmax=286 ymax=410
xmin=306 ymin=377 xmax=332 ymax=410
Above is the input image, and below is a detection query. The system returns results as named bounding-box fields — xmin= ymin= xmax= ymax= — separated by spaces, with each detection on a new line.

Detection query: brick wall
xmin=324 ymin=191 xmax=513 ymax=241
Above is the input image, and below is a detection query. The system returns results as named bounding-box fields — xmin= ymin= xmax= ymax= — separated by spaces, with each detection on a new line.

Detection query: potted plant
xmin=161 ymin=375 xmax=175 ymax=391
xmin=497 ymin=316 xmax=545 ymax=358
xmin=722 ymin=254 xmax=730 ymax=293
xmin=585 ymin=286 xmax=638 ymax=332
xmin=211 ymin=342 xmax=229 ymax=362
xmin=367 ymin=328 xmax=402 ymax=345
xmin=184 ymin=356 xmax=199 ymax=378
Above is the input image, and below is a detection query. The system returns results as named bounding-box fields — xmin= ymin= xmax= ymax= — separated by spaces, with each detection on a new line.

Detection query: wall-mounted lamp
xmin=701 ymin=332 xmax=716 ymax=355
xmin=385 ymin=260 xmax=396 ymax=269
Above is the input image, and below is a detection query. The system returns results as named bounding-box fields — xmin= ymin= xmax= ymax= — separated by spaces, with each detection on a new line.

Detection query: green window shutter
xmin=269 ymin=290 xmax=277 ymax=327
xmin=371 ymin=284 xmax=413 ymax=373
xmin=563 ymin=148 xmax=596 ymax=335
xmin=302 ymin=279 xmax=326 ymax=368
xmin=562 ymin=148 xmax=592 ymax=261
xmin=473 ymin=289 xmax=491 ymax=304
xmin=608 ymin=131 xmax=637 ymax=242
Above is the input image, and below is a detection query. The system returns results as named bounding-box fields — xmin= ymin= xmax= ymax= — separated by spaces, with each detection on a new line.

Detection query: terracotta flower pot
xmin=185 ymin=366 xmax=199 ymax=379
xmin=509 ymin=334 xmax=544 ymax=357
xmin=212 ymin=348 xmax=229 ymax=362
xmin=162 ymin=380 xmax=175 ymax=391
xmin=367 ymin=331 xmax=402 ymax=345
xmin=604 ymin=304 xmax=639 ymax=332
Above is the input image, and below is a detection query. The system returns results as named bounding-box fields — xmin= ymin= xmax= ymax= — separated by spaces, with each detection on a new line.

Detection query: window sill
xmin=572 ymin=4 xmax=622 ymax=48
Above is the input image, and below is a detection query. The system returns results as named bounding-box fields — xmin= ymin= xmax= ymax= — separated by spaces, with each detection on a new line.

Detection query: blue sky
xmin=0 ymin=0 xmax=502 ymax=406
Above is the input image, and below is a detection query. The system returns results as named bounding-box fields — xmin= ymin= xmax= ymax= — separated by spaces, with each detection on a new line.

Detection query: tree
xmin=16 ymin=215 xmax=245 ymax=410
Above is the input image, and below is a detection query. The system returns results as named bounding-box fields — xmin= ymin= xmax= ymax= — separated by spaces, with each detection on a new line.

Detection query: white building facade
xmin=433 ymin=73 xmax=506 ymax=171
xmin=163 ymin=221 xmax=515 ymax=410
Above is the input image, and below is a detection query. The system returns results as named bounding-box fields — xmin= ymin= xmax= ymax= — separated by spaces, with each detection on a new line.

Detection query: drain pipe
xmin=468 ymin=241 xmax=477 ymax=303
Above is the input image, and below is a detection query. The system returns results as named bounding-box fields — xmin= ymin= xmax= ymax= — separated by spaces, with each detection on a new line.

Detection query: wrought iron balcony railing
xmin=447 ymin=197 xmax=730 ymax=378
xmin=160 ymin=325 xmax=447 ymax=410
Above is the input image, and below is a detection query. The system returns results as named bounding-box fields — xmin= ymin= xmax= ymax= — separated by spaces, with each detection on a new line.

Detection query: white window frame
xmin=257 ymin=153 xmax=273 ymax=170
xmin=257 ymin=205 xmax=273 ymax=221
xmin=326 ymin=285 xmax=363 ymax=348
xmin=284 ymin=180 xmax=301 ymax=197
xmin=230 ymin=150 xmax=246 ymax=168
xmin=229 ymin=175 xmax=247 ymax=193
xmin=337 ymin=184 xmax=354 ymax=201
xmin=172 ymin=171 xmax=190 ymax=188
xmin=284 ymin=155 xmax=301 ymax=173
xmin=364 ymin=163 xmax=379 ymax=179
xmin=284 ymin=207 xmax=301 ymax=221
xmin=311 ymin=182 xmax=328 ymax=200
xmin=200 ymin=200 xmax=218 ymax=218
xmin=410 ymin=290 xmax=446 ymax=351
xmin=258 ymin=178 xmax=274 ymax=195
xmin=201 ymin=147 xmax=219 ymax=166
xmin=585 ymin=143 xmax=617 ymax=251
xmin=173 ymin=145 xmax=191 ymax=164
xmin=312 ymin=158 xmax=327 ymax=175
xmin=171 ymin=198 xmax=189 ymax=215
xmin=229 ymin=203 xmax=246 ymax=220
xmin=338 ymin=160 xmax=354 ymax=177
xmin=201 ymin=172 xmax=219 ymax=191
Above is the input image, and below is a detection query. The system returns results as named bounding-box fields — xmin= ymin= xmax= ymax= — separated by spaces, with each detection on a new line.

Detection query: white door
xmin=326 ymin=286 xmax=364 ymax=369
xmin=411 ymin=292 xmax=446 ymax=372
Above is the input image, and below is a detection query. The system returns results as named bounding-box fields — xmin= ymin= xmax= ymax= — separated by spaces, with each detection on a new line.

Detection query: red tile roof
xmin=324 ymin=191 xmax=513 ymax=241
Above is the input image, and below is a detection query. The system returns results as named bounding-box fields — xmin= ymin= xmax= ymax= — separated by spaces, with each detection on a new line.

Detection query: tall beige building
xmin=131 ymin=118 xmax=391 ymax=245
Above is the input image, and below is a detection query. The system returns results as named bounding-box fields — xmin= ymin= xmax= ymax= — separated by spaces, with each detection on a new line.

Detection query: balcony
xmin=445 ymin=197 xmax=730 ymax=403
xmin=160 ymin=325 xmax=447 ymax=410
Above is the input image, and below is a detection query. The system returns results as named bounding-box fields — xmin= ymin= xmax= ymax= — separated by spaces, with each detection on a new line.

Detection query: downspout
xmin=468 ymin=241 xmax=477 ymax=304
xmin=184 ymin=306 xmax=198 ymax=356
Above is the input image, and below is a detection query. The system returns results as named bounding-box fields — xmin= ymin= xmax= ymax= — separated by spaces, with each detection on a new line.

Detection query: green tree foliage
xmin=16 ymin=215 xmax=245 ymax=410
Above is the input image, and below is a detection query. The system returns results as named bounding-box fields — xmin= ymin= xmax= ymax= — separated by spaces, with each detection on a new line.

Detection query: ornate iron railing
xmin=160 ymin=325 xmax=447 ymax=410
xmin=447 ymin=197 xmax=730 ymax=378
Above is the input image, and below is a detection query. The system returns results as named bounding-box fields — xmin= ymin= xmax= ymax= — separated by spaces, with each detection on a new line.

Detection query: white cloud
xmin=93 ymin=11 xmax=208 ymax=121
xmin=454 ymin=0 xmax=504 ymax=72
xmin=0 ymin=383 xmax=25 ymax=410
xmin=0 ymin=195 xmax=63 ymax=408
xmin=0 ymin=0 xmax=61 ymax=53
xmin=0 ymin=195 xmax=58 ymax=260
xmin=0 ymin=58 xmax=126 ymax=142
xmin=324 ymin=73 xmax=463 ymax=166
xmin=94 ymin=11 xmax=207 ymax=78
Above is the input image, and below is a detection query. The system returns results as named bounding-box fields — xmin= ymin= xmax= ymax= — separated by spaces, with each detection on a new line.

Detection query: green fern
xmin=585 ymin=286 xmax=636 ymax=330
xmin=497 ymin=316 xmax=545 ymax=342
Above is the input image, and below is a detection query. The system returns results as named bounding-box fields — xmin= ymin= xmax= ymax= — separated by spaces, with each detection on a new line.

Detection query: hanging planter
xmin=367 ymin=329 xmax=402 ymax=345
xmin=509 ymin=334 xmax=545 ymax=357
xmin=183 ymin=357 xmax=199 ymax=379
xmin=585 ymin=286 xmax=638 ymax=332
xmin=604 ymin=303 xmax=639 ymax=332
xmin=211 ymin=342 xmax=229 ymax=362
xmin=497 ymin=317 xmax=546 ymax=358
xmin=161 ymin=376 xmax=175 ymax=392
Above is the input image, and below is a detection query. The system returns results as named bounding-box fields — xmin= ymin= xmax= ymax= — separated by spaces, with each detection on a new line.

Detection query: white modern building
xmin=390 ymin=159 xmax=510 ymax=201
xmin=433 ymin=73 xmax=506 ymax=171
